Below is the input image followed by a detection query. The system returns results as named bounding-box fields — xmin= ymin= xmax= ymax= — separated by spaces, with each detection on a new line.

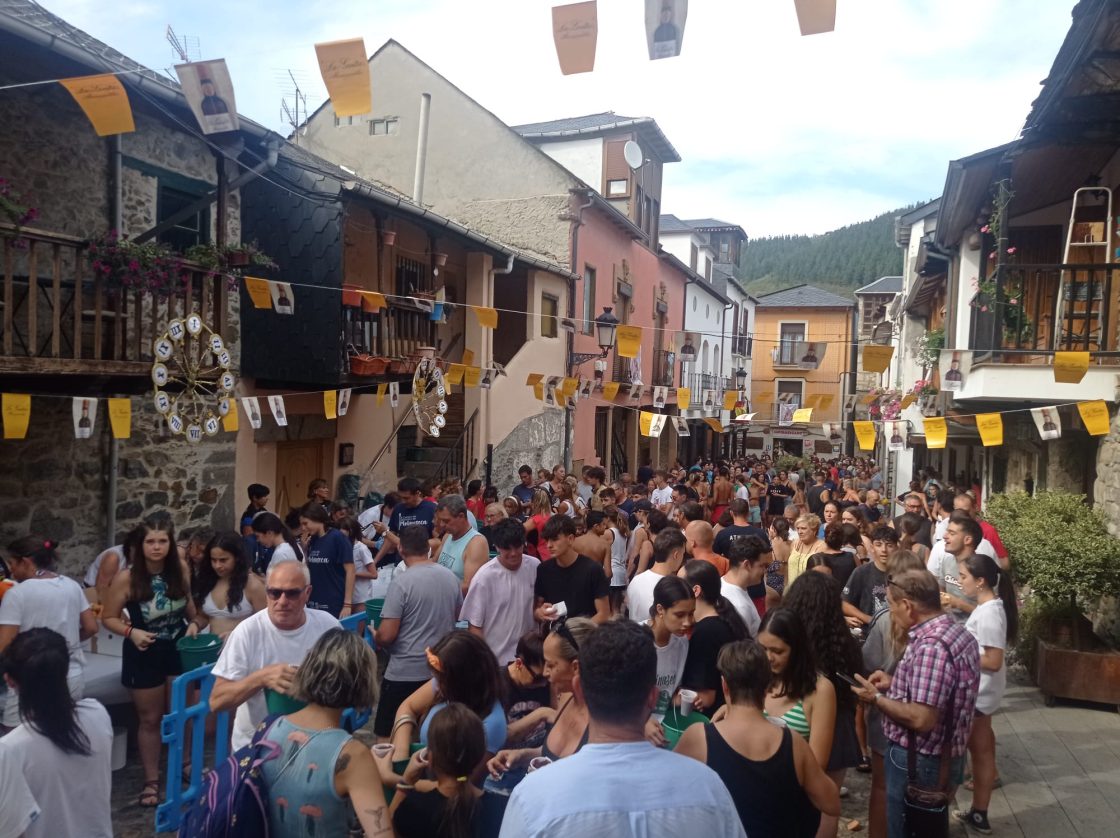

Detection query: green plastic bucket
xmin=176 ymin=634 xmax=223 ymax=670
xmin=661 ymin=708 xmax=708 ymax=749
xmin=365 ymin=598 xmax=386 ymax=628
xmin=383 ymin=758 xmax=411 ymax=804
xmin=264 ymin=688 xmax=307 ymax=715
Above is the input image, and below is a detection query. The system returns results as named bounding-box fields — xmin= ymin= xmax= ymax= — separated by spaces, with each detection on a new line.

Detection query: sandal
xmin=138 ymin=780 xmax=160 ymax=808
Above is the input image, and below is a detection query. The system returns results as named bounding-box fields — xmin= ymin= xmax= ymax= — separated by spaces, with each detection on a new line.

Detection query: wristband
xmin=395 ymin=782 xmax=414 ymax=792
xmin=126 ymin=626 xmax=133 ymax=638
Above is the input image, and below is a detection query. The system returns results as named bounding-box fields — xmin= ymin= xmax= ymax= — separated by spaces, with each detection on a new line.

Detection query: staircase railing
xmin=432 ymin=407 xmax=479 ymax=484
xmin=358 ymin=403 xmax=415 ymax=497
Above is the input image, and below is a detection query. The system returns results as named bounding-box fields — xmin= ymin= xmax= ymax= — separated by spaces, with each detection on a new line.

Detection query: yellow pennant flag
xmin=676 ymin=388 xmax=691 ymax=410
xmin=703 ymin=417 xmax=725 ymax=434
xmin=1054 ymin=351 xmax=1090 ymax=384
xmin=792 ymin=407 xmax=813 ymax=423
xmin=243 ymin=277 xmax=274 ymax=309
xmin=223 ymin=407 xmax=239 ymax=432
xmin=923 ymin=416 xmax=947 ymax=449
xmin=532 ymin=381 xmax=545 ymax=400
xmin=464 ymin=366 xmax=482 ymax=388
xmin=616 ymin=325 xmax=641 ymax=358
xmin=1 ymin=394 xmax=31 ymax=439
xmin=805 ymin=394 xmax=822 ymax=409
xmin=1078 ymin=400 xmax=1111 ymax=436
xmin=60 ymin=74 xmax=134 ymax=136
xmin=901 ymin=393 xmax=917 ymax=409
xmin=561 ymin=377 xmax=579 ymax=397
xmin=324 ymin=390 xmax=338 ymax=419
xmin=639 ymin=411 xmax=655 ymax=436
xmin=722 ymin=391 xmax=738 ymax=411
xmin=862 ymin=392 xmax=879 ymax=406
xmin=817 ymin=394 xmax=834 ymax=411
xmin=376 ymin=382 xmax=387 ymax=406
xmin=602 ymin=382 xmax=620 ymax=401
xmin=976 ymin=413 xmax=1003 ymax=447
xmin=525 ymin=372 xmax=543 ymax=387
xmin=474 ymin=307 xmax=499 ymax=329
xmin=862 ymin=345 xmax=894 ymax=373
xmin=447 ymin=364 xmax=466 ymax=385
xmin=461 ymin=349 xmax=475 ymax=367
xmin=854 ymin=420 xmax=876 ymax=451
xmin=108 ymin=398 xmax=131 ymax=439
xmin=361 ymin=291 xmax=386 ymax=313
xmin=314 ymin=38 xmax=371 ymax=117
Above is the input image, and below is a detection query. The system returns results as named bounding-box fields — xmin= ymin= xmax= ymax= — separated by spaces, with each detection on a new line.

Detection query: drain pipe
xmin=487 ymin=253 xmax=514 ymax=486
xmin=413 ymin=93 xmax=432 ymax=204
xmin=106 ymin=134 xmax=123 ymax=545
xmin=562 ymin=190 xmax=596 ymax=470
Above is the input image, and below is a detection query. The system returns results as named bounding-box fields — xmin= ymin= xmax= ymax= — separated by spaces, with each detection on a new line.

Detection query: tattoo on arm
xmin=364 ymin=807 xmax=389 ymax=832
xmin=334 ymin=753 xmax=351 ymax=775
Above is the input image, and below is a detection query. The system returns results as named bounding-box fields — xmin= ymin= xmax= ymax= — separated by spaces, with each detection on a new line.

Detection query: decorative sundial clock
xmin=151 ymin=313 xmax=235 ymax=443
xmin=411 ymin=356 xmax=449 ymax=437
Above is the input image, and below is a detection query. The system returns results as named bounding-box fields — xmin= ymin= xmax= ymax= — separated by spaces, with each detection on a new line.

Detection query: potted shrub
xmin=0 ymin=177 xmax=38 ymax=241
xmin=985 ymin=490 xmax=1120 ymax=708
xmin=87 ymin=230 xmax=186 ymax=298
xmin=222 ymin=241 xmax=276 ymax=271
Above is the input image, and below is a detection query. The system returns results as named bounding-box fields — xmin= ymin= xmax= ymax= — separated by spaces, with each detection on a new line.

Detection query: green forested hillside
xmin=736 ymin=204 xmax=927 ymax=298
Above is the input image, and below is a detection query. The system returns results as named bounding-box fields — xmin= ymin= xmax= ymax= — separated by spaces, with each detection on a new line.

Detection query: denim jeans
xmin=884 ymin=742 xmax=964 ymax=838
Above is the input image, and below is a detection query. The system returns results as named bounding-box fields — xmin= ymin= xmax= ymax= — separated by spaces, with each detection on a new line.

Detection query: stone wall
xmin=0 ymin=397 xmax=237 ymax=580
xmin=1093 ymin=408 xmax=1120 ymax=536
xmin=488 ymin=408 xmax=567 ymax=498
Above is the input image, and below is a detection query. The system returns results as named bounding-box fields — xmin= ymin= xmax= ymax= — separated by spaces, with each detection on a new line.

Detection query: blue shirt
xmin=304 ymin=528 xmax=353 ymax=617
xmin=419 ymin=680 xmax=507 ymax=754
xmin=384 ymin=500 xmax=437 ymax=564
xmin=500 ymin=741 xmax=745 ymax=838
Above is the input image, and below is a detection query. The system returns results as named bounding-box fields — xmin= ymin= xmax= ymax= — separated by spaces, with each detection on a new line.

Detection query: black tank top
xmin=540 ymin=696 xmax=589 ymax=762
xmin=704 ymin=723 xmax=819 ymax=838
xmin=806 ymin=484 xmax=826 ymax=515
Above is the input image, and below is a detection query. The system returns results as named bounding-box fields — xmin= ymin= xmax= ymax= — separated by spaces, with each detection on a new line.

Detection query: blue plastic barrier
xmin=155 ymin=615 xmax=377 ymax=832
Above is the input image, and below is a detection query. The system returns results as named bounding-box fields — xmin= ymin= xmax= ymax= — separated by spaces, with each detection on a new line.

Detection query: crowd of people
xmin=0 ymin=453 xmax=1018 ymax=837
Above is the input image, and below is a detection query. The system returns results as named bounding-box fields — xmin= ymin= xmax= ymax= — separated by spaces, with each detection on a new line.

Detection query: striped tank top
xmin=765 ymin=700 xmax=810 ymax=738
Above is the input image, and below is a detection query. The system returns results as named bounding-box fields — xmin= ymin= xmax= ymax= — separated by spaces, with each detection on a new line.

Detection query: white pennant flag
xmin=241 ymin=397 xmax=263 ymax=429
xmin=673 ymin=416 xmax=691 ymax=437
xmin=268 ymin=395 xmax=288 ymax=426
xmin=389 ymin=382 xmax=400 ymax=407
xmin=72 ymin=397 xmax=97 ymax=439
xmin=1031 ymin=407 xmax=1062 ymax=441
xmin=337 ymin=388 xmax=352 ymax=417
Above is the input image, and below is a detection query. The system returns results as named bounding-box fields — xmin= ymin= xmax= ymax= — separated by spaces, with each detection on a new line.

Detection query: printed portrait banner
xmin=778 ymin=402 xmax=796 ymax=427
xmin=853 ymin=420 xmax=876 ymax=451
xmin=822 ymin=422 xmax=843 ymax=442
xmin=580 ymin=379 xmax=593 ymax=398
xmin=862 ymin=344 xmax=894 ymax=374
xmin=72 ymin=397 xmax=97 ymax=439
xmin=1053 ymin=351 xmax=1090 ymax=384
xmin=269 ymin=281 xmax=295 ymax=315
xmin=59 ymin=74 xmax=134 ymax=136
xmin=674 ymin=416 xmax=691 ymax=437
xmin=1078 ymin=400 xmax=1110 ymax=436
xmin=923 ymin=417 xmax=948 ymax=449
xmin=175 ymin=59 xmax=239 ymax=134
xmin=268 ymin=395 xmax=288 ymax=426
xmin=389 ymin=382 xmax=400 ymax=408
xmin=887 ymin=420 xmax=908 ymax=452
xmin=338 ymin=389 xmax=352 ymax=417
xmin=653 ymin=386 xmax=667 ymax=410
xmin=315 ymin=38 xmax=371 ymax=117
xmin=976 ymin=412 xmax=1003 ymax=447
xmin=628 ymin=383 xmax=643 ymax=402
xmin=646 ymin=0 xmax=687 ymax=60
xmin=241 ymin=397 xmax=263 ymax=429
xmin=552 ymin=1 xmax=598 ymax=75
xmin=939 ymin=349 xmax=972 ymax=392
xmin=794 ymin=341 xmax=827 ymax=370
xmin=1031 ymin=407 xmax=1062 ymax=441
xmin=676 ymin=387 xmax=691 ymax=410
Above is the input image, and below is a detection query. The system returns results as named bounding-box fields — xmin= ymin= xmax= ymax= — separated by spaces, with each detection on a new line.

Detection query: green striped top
xmin=765 ymin=700 xmax=810 ymax=738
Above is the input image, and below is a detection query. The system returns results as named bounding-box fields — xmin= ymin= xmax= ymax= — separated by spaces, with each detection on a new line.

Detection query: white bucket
xmin=111 ymin=727 xmax=127 ymax=771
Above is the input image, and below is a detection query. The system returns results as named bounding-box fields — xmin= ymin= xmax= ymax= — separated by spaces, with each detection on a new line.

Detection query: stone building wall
xmin=1093 ymin=408 xmax=1120 ymax=537
xmin=0 ymin=397 xmax=237 ymax=580
xmin=488 ymin=409 xmax=566 ymax=497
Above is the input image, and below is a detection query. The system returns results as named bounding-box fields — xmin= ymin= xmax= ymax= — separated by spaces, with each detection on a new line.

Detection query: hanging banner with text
xmin=315 ymin=38 xmax=371 ymax=117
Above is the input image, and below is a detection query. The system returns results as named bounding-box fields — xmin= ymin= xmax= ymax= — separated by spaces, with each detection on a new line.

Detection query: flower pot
xmin=341 ymin=284 xmax=362 ymax=307
xmin=432 ymin=252 xmax=448 ymax=267
xmin=381 ymin=230 xmax=397 ymax=246
xmin=1037 ymin=639 xmax=1120 ymax=709
xmin=226 ymin=251 xmax=250 ymax=267
xmin=552 ymin=1 xmax=598 ymax=75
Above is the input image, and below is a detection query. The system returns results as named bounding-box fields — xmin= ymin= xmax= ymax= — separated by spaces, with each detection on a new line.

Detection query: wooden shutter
xmin=603 ymin=137 xmax=631 ymax=196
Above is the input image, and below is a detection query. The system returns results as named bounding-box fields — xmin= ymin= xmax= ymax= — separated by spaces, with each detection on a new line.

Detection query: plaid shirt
xmin=882 ymin=613 xmax=980 ymax=757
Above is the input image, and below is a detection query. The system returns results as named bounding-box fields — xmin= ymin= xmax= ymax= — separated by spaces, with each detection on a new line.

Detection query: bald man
xmin=684 ymin=520 xmax=729 ymax=576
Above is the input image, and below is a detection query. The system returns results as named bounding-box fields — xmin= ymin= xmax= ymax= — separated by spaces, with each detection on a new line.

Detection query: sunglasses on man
xmin=266 ymin=586 xmax=306 ymax=600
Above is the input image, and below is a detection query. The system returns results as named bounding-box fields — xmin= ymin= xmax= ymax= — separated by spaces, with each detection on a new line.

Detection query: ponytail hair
xmin=7 ymin=535 xmax=59 ymax=570
xmin=960 ymin=553 xmax=1018 ymax=643
xmin=427 ymin=703 xmax=485 ymax=838
xmin=2 ymin=628 xmax=90 ymax=755
xmin=252 ymin=511 xmax=303 ymax=560
xmin=682 ymin=559 xmax=749 ymax=640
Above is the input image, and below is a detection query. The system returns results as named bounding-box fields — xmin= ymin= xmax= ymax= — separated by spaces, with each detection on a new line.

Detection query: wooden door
xmin=275 ymin=441 xmax=326 ymax=517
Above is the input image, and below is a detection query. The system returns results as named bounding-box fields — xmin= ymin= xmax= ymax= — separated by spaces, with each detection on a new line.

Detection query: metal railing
xmin=687 ymin=372 xmax=730 ymax=407
xmin=432 ymin=407 xmax=479 ymax=484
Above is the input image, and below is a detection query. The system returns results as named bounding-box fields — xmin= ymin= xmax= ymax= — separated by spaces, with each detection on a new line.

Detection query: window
xmin=369 ymin=118 xmax=399 ymax=135
xmin=705 ymin=258 xmax=712 ymax=280
xmin=777 ymin=379 xmax=804 ymax=409
xmin=607 ymin=179 xmax=628 ymax=197
xmin=719 ymin=239 xmax=730 ymax=262
xmin=334 ymin=114 xmax=361 ymax=127
xmin=582 ymin=266 xmax=596 ymax=334
xmin=157 ymin=185 xmax=209 ymax=252
xmin=541 ymin=293 xmax=559 ymax=338
xmin=690 ymin=243 xmax=698 ymax=271
xmin=777 ymin=323 xmax=805 ymax=365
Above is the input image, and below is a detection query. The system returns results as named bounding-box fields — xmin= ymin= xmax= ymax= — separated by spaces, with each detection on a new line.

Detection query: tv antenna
xmin=280 ymin=69 xmax=309 ymax=142
xmin=166 ymin=25 xmax=200 ymax=63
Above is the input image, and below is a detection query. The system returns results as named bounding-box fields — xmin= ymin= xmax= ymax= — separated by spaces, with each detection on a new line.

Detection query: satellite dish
xmin=623 ymin=140 xmax=643 ymax=170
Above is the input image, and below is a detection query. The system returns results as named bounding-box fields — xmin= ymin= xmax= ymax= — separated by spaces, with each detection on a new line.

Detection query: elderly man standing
xmin=852 ymin=569 xmax=980 ymax=838
xmin=461 ymin=518 xmax=539 ymax=664
xmin=435 ymin=494 xmax=490 ymax=593
xmin=210 ymin=560 xmax=340 ymax=749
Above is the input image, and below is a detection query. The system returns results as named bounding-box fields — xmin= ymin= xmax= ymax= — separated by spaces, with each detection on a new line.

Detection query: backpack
xmin=178 ymin=715 xmax=282 ymax=838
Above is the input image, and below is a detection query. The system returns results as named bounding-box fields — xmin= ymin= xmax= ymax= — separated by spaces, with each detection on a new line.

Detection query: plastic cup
xmin=528 ymin=756 xmax=553 ymax=772
xmin=552 ymin=601 xmax=568 ymax=618
xmin=371 ymin=743 xmax=394 ymax=759
xmin=415 ymin=747 xmax=429 ymax=766
xmin=679 ymin=689 xmax=697 ymax=718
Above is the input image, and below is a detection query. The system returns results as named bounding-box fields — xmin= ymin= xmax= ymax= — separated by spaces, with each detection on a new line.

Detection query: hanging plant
xmin=0 ymin=178 xmax=38 ymax=246
xmin=867 ymin=386 xmax=902 ymax=421
xmin=913 ymin=327 xmax=944 ymax=370
xmin=87 ymin=230 xmax=188 ymax=298
xmin=222 ymin=240 xmax=276 ymax=271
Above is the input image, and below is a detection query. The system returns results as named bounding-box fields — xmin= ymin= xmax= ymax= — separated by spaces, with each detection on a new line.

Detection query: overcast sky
xmin=46 ymin=0 xmax=1073 ymax=236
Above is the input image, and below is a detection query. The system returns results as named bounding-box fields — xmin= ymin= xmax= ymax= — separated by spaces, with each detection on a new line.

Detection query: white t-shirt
xmin=0 ymin=746 xmax=39 ymax=838
xmin=0 ymin=576 xmax=88 ymax=680
xmin=720 ymin=580 xmax=761 ymax=638
xmin=83 ymin=546 xmax=124 ymax=588
xmin=460 ymin=555 xmax=540 ymax=664
xmin=734 ymin=484 xmax=750 ymax=501
xmin=211 ymin=608 xmax=341 ymax=749
xmin=651 ymin=632 xmax=689 ymax=721
xmin=626 ymin=570 xmax=664 ymax=623
xmin=932 ymin=515 xmax=950 ymax=544
xmin=0 ymin=698 xmax=113 ymax=838
xmin=266 ymin=541 xmax=301 ymax=572
xmin=351 ymin=542 xmax=376 ymax=603
xmin=925 ymin=539 xmax=997 ymax=578
xmin=651 ymin=486 xmax=674 ymax=509
xmin=965 ymin=598 xmax=1007 ymax=714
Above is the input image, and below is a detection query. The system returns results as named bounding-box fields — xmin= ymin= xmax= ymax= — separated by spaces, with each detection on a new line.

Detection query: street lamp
xmin=570 ymin=306 xmax=619 ymax=367
xmin=735 ymin=367 xmax=748 ymax=389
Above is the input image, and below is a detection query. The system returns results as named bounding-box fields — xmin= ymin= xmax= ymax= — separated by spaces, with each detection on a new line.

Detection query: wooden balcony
xmin=1 ymin=225 xmax=229 ymax=382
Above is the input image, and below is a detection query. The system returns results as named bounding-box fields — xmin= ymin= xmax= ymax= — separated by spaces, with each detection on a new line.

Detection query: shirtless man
xmin=573 ymin=511 xmax=612 ymax=578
